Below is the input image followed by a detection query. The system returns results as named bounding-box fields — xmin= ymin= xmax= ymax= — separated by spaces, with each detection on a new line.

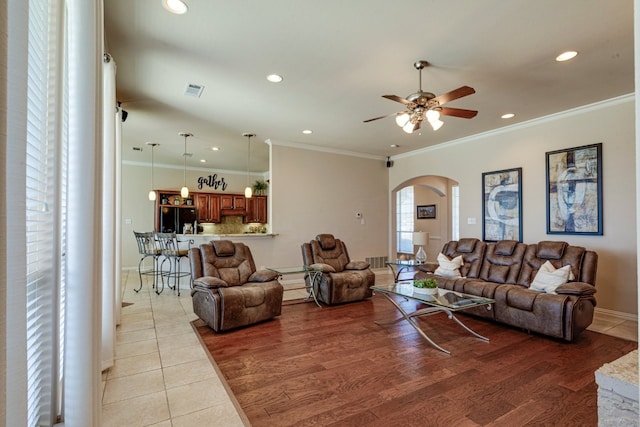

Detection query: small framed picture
xmin=417 ymin=204 xmax=436 ymax=219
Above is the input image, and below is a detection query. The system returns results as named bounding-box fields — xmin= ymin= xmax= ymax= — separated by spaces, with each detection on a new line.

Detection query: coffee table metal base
xmin=375 ymin=293 xmax=490 ymax=355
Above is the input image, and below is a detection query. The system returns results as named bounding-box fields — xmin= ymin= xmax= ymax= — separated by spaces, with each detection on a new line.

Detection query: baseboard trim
xmin=594 ymin=307 xmax=638 ymax=322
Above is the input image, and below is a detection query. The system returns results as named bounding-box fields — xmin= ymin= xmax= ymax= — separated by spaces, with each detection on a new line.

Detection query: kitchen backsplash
xmin=198 ymin=216 xmax=267 ymax=234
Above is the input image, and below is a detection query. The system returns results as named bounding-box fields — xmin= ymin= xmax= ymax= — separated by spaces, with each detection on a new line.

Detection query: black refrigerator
xmin=159 ymin=206 xmax=197 ymax=234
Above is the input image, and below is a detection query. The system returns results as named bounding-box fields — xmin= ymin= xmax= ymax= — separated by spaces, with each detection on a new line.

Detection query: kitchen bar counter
xmin=178 ymin=233 xmax=277 ymax=239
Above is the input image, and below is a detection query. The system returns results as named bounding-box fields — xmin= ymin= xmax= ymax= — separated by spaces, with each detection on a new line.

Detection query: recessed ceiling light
xmin=266 ymin=74 xmax=283 ymax=83
xmin=211 ymin=147 xmax=220 ymax=151
xmin=390 ymin=144 xmax=399 ymax=148
xmin=162 ymin=0 xmax=188 ymax=14
xmin=556 ymin=51 xmax=578 ymax=62
xmin=302 ymin=129 xmax=312 ymax=135
xmin=501 ymin=113 xmax=515 ymax=119
xmin=200 ymin=159 xmax=206 ymax=163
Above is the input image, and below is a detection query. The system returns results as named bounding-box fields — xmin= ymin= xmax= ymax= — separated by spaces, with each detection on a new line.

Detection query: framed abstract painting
xmin=546 ymin=143 xmax=602 ymax=235
xmin=482 ymin=167 xmax=522 ymax=242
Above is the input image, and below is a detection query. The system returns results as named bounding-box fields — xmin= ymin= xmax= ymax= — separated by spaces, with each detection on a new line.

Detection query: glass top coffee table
xmin=371 ymin=282 xmax=495 ymax=354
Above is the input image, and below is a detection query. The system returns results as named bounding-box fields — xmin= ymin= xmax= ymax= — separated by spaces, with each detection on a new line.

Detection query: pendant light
xmin=179 ymin=132 xmax=192 ymax=198
xmin=146 ymin=142 xmax=159 ymax=201
xmin=242 ymin=133 xmax=255 ymax=198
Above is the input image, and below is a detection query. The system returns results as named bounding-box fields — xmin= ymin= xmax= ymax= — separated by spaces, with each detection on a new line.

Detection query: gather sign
xmin=197 ymin=173 xmax=228 ymax=191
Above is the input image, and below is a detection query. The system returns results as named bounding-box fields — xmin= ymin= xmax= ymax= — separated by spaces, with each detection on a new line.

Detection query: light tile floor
xmin=103 ymin=270 xmax=637 ymax=426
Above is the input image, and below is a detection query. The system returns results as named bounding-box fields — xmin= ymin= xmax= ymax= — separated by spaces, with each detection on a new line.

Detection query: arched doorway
xmin=391 ymin=175 xmax=459 ymax=262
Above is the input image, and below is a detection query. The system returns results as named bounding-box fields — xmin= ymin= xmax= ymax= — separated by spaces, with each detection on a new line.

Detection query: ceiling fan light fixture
xmin=402 ymin=121 xmax=415 ymax=134
xmin=556 ymin=51 xmax=578 ymax=62
xmin=426 ymin=109 xmax=440 ymax=121
xmin=162 ymin=0 xmax=188 ymax=15
xmin=429 ymin=119 xmax=444 ymax=131
xmin=396 ymin=112 xmax=410 ymax=127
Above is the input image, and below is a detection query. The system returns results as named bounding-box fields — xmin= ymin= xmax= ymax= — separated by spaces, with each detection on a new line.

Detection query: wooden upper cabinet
xmin=195 ymin=193 xmax=220 ymax=222
xmin=245 ymin=196 xmax=267 ymax=223
xmin=220 ymin=194 xmax=246 ymax=213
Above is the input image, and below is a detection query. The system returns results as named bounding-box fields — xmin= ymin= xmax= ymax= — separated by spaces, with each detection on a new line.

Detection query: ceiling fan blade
xmin=363 ymin=111 xmax=405 ymax=123
xmin=433 ymin=86 xmax=476 ymax=106
xmin=382 ymin=94 xmax=412 ymax=106
xmin=439 ymin=107 xmax=478 ymax=119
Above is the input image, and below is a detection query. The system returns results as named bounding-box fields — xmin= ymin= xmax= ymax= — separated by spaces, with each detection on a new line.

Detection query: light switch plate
xmin=467 ymin=217 xmax=476 ymax=225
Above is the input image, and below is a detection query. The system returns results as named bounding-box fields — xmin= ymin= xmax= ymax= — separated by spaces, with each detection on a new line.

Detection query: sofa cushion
xmin=345 ymin=260 xmax=370 ymax=270
xmin=487 ymin=264 xmax=510 ymax=283
xmin=310 ymin=263 xmax=336 ymax=273
xmin=456 ymin=238 xmax=478 ymax=253
xmin=249 ymin=269 xmax=279 ymax=283
xmin=494 ymin=240 xmax=518 ymax=256
xmin=434 ymin=253 xmax=463 ymax=278
xmin=316 ymin=234 xmax=337 ymax=250
xmin=537 ymin=241 xmax=568 ymax=260
xmin=213 ymin=240 xmax=236 ymax=256
xmin=193 ymin=276 xmax=229 ymax=289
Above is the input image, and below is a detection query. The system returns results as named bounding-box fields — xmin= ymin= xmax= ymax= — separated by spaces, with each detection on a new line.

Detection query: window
xmin=396 ymin=186 xmax=414 ymax=253
xmin=451 ymin=185 xmax=459 ymax=240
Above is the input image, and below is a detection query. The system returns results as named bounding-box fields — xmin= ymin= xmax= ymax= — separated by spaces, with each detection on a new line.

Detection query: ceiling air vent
xmin=184 ymin=83 xmax=204 ymax=98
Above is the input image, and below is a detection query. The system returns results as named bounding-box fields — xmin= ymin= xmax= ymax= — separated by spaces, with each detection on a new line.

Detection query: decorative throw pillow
xmin=434 ymin=253 xmax=463 ymax=278
xmin=530 ymin=261 xmax=573 ymax=294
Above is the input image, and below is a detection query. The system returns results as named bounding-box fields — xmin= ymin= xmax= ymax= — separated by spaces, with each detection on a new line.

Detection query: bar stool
xmin=154 ymin=232 xmax=191 ymax=296
xmin=133 ymin=231 xmax=161 ymax=293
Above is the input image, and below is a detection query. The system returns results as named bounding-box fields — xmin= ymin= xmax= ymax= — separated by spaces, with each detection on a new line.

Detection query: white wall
xmin=121 ymin=145 xmax=390 ymax=271
xmin=391 ymin=96 xmax=637 ymax=315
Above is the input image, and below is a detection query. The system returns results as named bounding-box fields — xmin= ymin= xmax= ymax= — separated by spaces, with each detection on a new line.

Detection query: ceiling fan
xmin=364 ymin=60 xmax=477 ymax=134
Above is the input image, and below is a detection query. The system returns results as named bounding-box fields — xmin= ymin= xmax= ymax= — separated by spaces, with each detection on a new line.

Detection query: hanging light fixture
xmin=242 ymin=133 xmax=255 ymax=198
xmin=179 ymin=132 xmax=192 ymax=198
xmin=146 ymin=142 xmax=159 ymax=201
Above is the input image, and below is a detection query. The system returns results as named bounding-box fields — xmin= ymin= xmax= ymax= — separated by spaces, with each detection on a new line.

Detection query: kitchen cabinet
xmin=220 ymin=194 xmax=246 ymax=216
xmin=195 ymin=193 xmax=220 ymax=223
xmin=220 ymin=194 xmax=246 ymax=211
xmin=245 ymin=196 xmax=267 ymax=223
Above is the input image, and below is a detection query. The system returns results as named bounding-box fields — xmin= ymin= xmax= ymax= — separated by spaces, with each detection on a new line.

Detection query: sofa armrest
xmin=555 ymin=282 xmax=597 ymax=296
xmin=249 ymin=269 xmax=279 ymax=282
xmin=345 ymin=261 xmax=370 ymax=270
xmin=309 ymin=263 xmax=336 ymax=273
xmin=417 ymin=261 xmax=438 ymax=273
xmin=193 ymin=276 xmax=229 ymax=289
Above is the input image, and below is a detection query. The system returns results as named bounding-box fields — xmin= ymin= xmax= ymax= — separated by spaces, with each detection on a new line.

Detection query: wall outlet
xmin=125 ymin=218 xmax=132 ymax=225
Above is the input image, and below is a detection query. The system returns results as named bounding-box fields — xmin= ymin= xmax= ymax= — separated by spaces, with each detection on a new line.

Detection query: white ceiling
xmin=104 ymin=0 xmax=634 ymax=173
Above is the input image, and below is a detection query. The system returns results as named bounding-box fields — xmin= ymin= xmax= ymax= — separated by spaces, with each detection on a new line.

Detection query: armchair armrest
xmin=417 ymin=261 xmax=438 ymax=273
xmin=555 ymin=282 xmax=597 ymax=296
xmin=345 ymin=261 xmax=370 ymax=270
xmin=249 ymin=269 xmax=279 ymax=282
xmin=309 ymin=263 xmax=336 ymax=273
xmin=193 ymin=276 xmax=229 ymax=289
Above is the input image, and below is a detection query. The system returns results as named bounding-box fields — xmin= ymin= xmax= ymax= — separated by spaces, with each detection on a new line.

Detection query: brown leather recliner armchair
xmin=301 ymin=234 xmax=375 ymax=305
xmin=190 ymin=240 xmax=283 ymax=331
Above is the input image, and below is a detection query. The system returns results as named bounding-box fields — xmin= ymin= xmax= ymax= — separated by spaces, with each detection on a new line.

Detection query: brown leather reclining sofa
xmin=414 ymin=238 xmax=598 ymax=341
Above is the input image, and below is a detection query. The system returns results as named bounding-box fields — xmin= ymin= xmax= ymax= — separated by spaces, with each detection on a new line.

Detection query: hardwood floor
xmin=195 ymin=295 xmax=637 ymax=427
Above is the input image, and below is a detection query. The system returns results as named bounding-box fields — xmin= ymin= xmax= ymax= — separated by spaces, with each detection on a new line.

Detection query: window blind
xmin=25 ymin=0 xmax=65 ymax=424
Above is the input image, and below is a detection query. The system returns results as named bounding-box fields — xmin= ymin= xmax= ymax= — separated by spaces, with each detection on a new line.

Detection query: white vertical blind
xmin=25 ymin=0 xmax=59 ymax=425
